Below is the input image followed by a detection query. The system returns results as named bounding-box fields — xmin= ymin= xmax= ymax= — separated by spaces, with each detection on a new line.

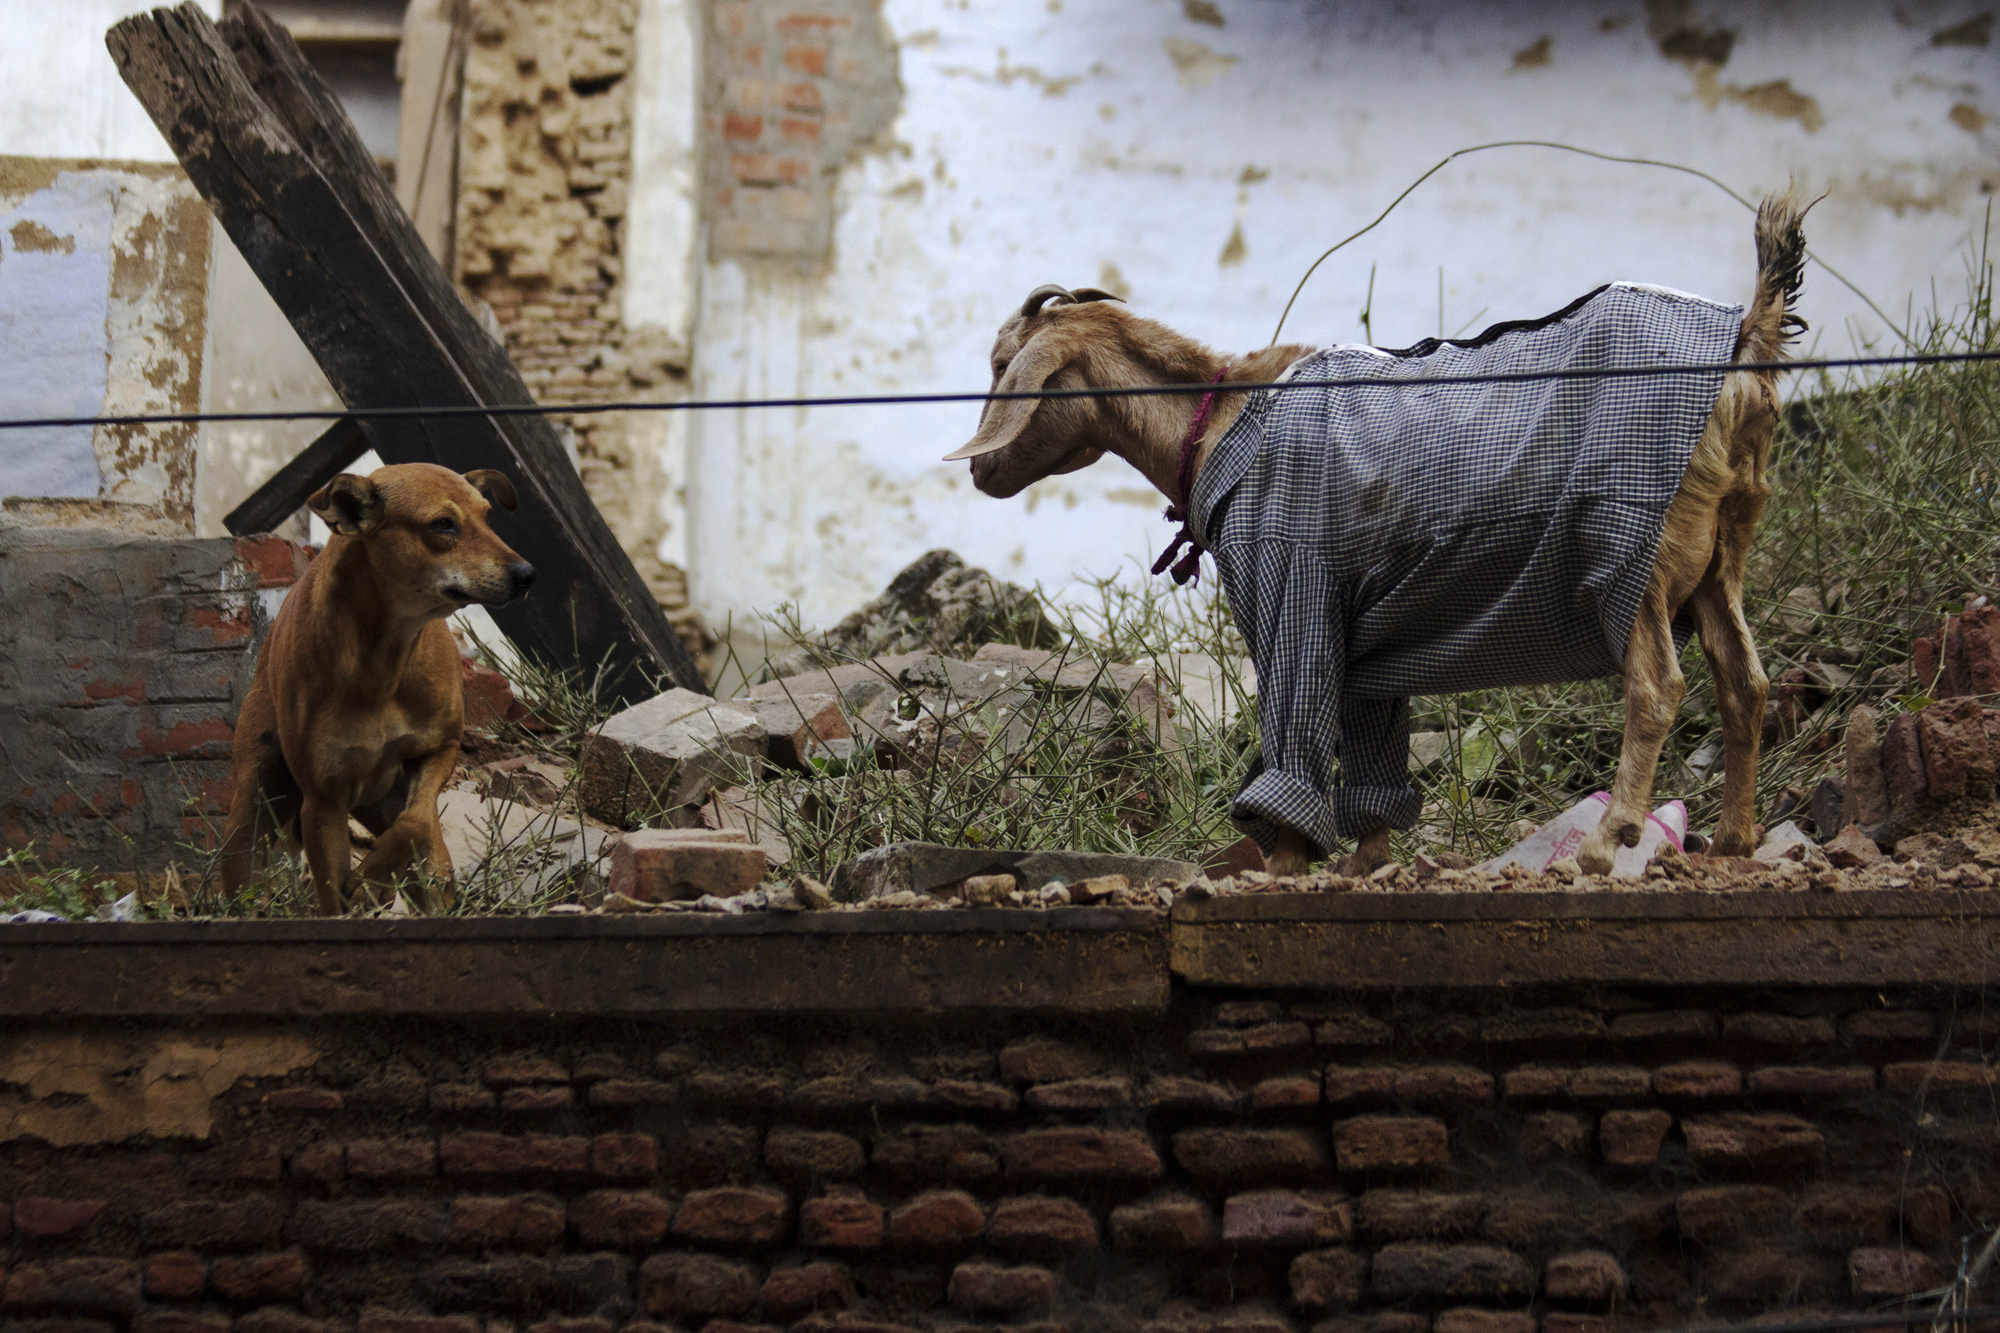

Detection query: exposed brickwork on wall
xmin=704 ymin=0 xmax=900 ymax=260
xmin=455 ymin=0 xmax=704 ymax=659
xmin=1 ymin=987 xmax=1993 ymax=1328
xmin=0 ymin=527 xmax=306 ymax=869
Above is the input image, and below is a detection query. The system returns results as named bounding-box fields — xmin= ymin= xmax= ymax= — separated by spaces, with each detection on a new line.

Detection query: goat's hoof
xmin=1335 ymin=849 xmax=1388 ymax=877
xmin=1575 ymin=833 xmax=1616 ymax=877
xmin=1266 ymin=851 xmax=1311 ymax=877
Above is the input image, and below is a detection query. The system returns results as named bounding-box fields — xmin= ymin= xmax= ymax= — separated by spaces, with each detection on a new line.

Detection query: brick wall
xmin=0 ymin=525 xmax=305 ymax=870
xmin=1 ymin=984 xmax=1993 ymax=1330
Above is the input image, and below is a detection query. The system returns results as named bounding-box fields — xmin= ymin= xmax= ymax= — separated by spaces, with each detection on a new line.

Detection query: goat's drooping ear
xmin=308 ymin=473 xmax=385 ymax=537
xmin=1048 ymin=446 xmax=1106 ymax=475
xmin=942 ymin=330 xmax=1070 ymax=461
xmin=463 ymin=469 xmax=519 ymax=512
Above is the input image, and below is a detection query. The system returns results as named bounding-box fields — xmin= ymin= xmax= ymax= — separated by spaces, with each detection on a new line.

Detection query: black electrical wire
xmin=0 ymin=348 xmax=1993 ymax=433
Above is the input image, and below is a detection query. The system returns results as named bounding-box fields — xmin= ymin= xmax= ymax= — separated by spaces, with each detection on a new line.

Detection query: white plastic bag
xmin=1475 ymin=791 xmax=1686 ymax=879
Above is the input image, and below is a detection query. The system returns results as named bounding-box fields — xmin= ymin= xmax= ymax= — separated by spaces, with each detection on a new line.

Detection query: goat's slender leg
xmin=1336 ymin=826 xmax=1392 ymax=877
xmin=1266 ymin=828 xmax=1316 ymax=877
xmin=1577 ymin=597 xmax=1684 ymax=875
xmin=1686 ymin=573 xmax=1767 ymax=856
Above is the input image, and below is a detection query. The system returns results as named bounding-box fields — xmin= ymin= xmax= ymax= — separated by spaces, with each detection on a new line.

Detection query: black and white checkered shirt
xmin=1189 ymin=282 xmax=1744 ymax=856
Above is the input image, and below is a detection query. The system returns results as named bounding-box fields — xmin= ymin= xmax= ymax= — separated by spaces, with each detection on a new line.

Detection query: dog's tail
xmin=1736 ymin=188 xmax=1812 ymax=368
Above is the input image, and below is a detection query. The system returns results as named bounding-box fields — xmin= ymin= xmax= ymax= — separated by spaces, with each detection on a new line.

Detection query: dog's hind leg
xmin=1578 ymin=593 xmax=1684 ymax=876
xmin=219 ymin=687 xmax=298 ymax=897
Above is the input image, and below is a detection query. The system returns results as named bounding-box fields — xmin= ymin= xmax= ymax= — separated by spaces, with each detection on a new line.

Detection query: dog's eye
xmin=430 ymin=517 xmax=458 ymax=536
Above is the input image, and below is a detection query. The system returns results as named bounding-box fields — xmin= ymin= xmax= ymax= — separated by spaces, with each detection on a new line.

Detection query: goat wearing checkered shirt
xmin=947 ymin=192 xmax=1809 ymax=879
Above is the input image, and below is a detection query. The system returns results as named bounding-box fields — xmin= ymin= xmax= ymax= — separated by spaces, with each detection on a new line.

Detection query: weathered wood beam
xmin=108 ymin=3 xmax=704 ymax=699
xmin=221 ymin=415 xmax=369 ymax=537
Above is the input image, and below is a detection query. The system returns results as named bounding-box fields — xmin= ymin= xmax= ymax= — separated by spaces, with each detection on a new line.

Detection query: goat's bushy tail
xmin=1738 ymin=188 xmax=1812 ymax=366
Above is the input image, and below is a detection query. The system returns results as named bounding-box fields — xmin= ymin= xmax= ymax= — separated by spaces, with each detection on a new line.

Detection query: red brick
xmin=2 ymin=1259 xmax=143 ymax=1314
xmin=888 ymin=1190 xmax=985 ymax=1248
xmin=484 ymin=1053 xmax=570 ymax=1087
xmin=358 ymin=1315 xmax=480 ymax=1333
xmin=1607 ymin=1009 xmax=1717 ymax=1042
xmin=1794 ymin=1187 xmax=1895 ymax=1246
xmin=1919 ymin=696 xmax=1994 ymax=798
xmin=1369 ymin=1243 xmax=1534 ymax=1302
xmin=14 ymin=1198 xmax=106 ymax=1237
xmin=1323 ymin=1066 xmax=1396 ymax=1104
xmin=264 ymin=1087 xmax=342 ymax=1111
xmin=447 ymin=1194 xmax=566 ymax=1249
xmin=1251 ymin=1076 xmax=1321 ymax=1110
xmin=143 ymin=1252 xmax=206 ymax=1299
xmin=1216 ymin=1000 xmax=1286 ymax=1026
xmin=135 ymin=1314 xmax=232 ymax=1333
xmin=1882 ymin=1060 xmax=1998 ymax=1093
xmin=1397 ymin=1065 xmax=1494 ymax=1105
xmin=232 ymin=534 xmax=307 ymax=587
xmin=1001 ymin=1128 xmax=1162 ymax=1181
xmin=1844 ymin=1010 xmax=1936 ymax=1042
xmin=1500 ymin=1066 xmax=1568 ymax=1099
xmin=997 ymin=1038 xmax=1100 ymax=1083
xmin=209 ymin=1251 xmax=308 ymax=1302
xmin=933 ymin=1080 xmax=1019 ymax=1113
xmin=787 ymin=1075 xmax=933 ymax=1115
xmin=765 ymin=1128 xmax=863 ymax=1185
xmin=723 ymin=113 xmax=764 ymax=140
xmin=141 ymin=1197 xmax=284 ymax=1250
xmin=761 ymin=1262 xmax=850 ymax=1319
xmin=587 ymin=1079 xmax=676 ymax=1108
xmin=1543 ymin=1250 xmax=1627 ymax=1304
xmin=1675 ymin=1185 xmax=1794 ymax=1242
xmin=1289 ymin=1246 xmax=1367 ymax=1309
xmin=502 ymin=1085 xmax=573 ymax=1112
xmin=571 ymin=1190 xmax=674 ymax=1247
xmin=609 ymin=832 xmax=767 ymax=902
xmin=1220 ymin=1190 xmax=1351 ymax=1246
xmin=1848 ymin=1246 xmax=1945 ymax=1298
xmin=1143 ymin=1077 xmax=1246 ymax=1112
xmin=1519 ymin=1112 xmax=1592 ymax=1163
xmin=430 ymin=1083 xmax=496 ymax=1112
xmin=1175 ymin=1128 xmax=1330 ymax=1184
xmin=1108 ymin=1193 xmax=1216 ymax=1251
xmin=797 ymin=1191 xmax=883 ymax=1249
xmin=1542 ymin=1317 xmax=1606 ymax=1333
xmin=593 ymin=1132 xmax=658 ymax=1180
xmin=673 ymin=1186 xmax=789 ymax=1244
xmin=1434 ymin=1312 xmax=1533 ymax=1333
xmin=1746 ymin=1065 xmax=1875 ymax=1095
xmin=1567 ymin=1066 xmax=1651 ymax=1099
xmin=1024 ymin=1075 xmax=1133 ymax=1111
xmin=1651 ymin=1061 xmax=1741 ymax=1098
xmin=1598 ymin=1109 xmax=1672 ymax=1167
xmin=947 ymin=1261 xmax=1056 ymax=1316
xmin=348 ymin=1138 xmax=437 ymax=1180
xmin=439 ymin=1133 xmax=590 ymax=1178
xmin=289 ymin=1199 xmax=448 ymax=1251
xmin=1882 ymin=712 xmax=1927 ymax=806
xmin=1722 ymin=1011 xmax=1837 ymax=1048
xmin=638 ymin=1252 xmax=757 ymax=1318
xmin=1305 ymin=1009 xmax=1395 ymax=1047
xmin=986 ymin=1196 xmax=1098 ymax=1256
xmin=461 ymin=659 xmax=520 ymax=730
xmin=1333 ymin=1117 xmax=1448 ymax=1174
xmin=1682 ymin=1112 xmax=1825 ymax=1172
xmin=1354 ymin=1191 xmax=1487 ymax=1242
xmin=784 ymin=46 xmax=828 ymax=75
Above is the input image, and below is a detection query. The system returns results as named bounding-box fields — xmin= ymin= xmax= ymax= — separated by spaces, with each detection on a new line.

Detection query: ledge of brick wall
xmin=1 ymin=891 xmax=1996 ymax=1019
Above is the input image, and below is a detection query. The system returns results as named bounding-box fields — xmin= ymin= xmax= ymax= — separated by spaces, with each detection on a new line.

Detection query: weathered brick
xmin=1607 ymin=1010 xmax=1717 ymax=1043
xmin=1109 ymin=1193 xmax=1218 ymax=1251
xmin=1479 ymin=1009 xmax=1606 ymax=1049
xmin=1705 ymin=1245 xmax=1842 ymax=1306
xmin=1675 ymin=1185 xmax=1794 ymax=1243
xmin=888 ymin=1190 xmax=985 ymax=1248
xmin=1354 ymin=1191 xmax=1487 ymax=1242
xmin=1794 ymin=1187 xmax=1895 ymax=1246
xmin=668 ymin=1124 xmax=762 ymax=1187
xmin=552 ymin=1253 xmax=636 ymax=1316
xmin=1746 ymin=1065 xmax=1875 ymax=1096
xmin=14 ymin=1198 xmax=106 ymax=1237
xmin=430 ymin=1083 xmax=497 ymax=1113
xmin=237 ymin=1314 xmax=339 ymax=1333
xmin=570 ymin=1190 xmax=674 ymax=1247
xmin=1333 ymin=1117 xmax=1448 ymax=1174
xmin=440 ymin=1133 xmax=590 ymax=1178
xmin=503 ymin=1085 xmax=574 ymax=1112
xmin=288 ymin=1143 xmax=345 ymax=1187
xmin=788 ymin=1075 xmax=933 ymax=1116
xmin=1882 ymin=1060 xmax=1999 ymax=1094
xmin=1432 ymin=1312 xmax=1534 ymax=1333
xmin=592 ymin=1132 xmax=658 ymax=1179
xmin=1143 ymin=1077 xmax=1246 ymax=1112
xmin=1651 ymin=1061 xmax=1741 ymax=1099
xmin=1215 ymin=1000 xmax=1286 ymax=1027
xmin=1567 ymin=1066 xmax=1652 ymax=1100
xmin=1221 ymin=1190 xmax=1351 ymax=1246
xmin=1396 ymin=1065 xmax=1494 ymax=1106
xmin=986 ymin=1196 xmax=1098 ymax=1256
xmin=638 ymin=1252 xmax=757 ymax=1318
xmin=1301 ymin=1009 xmax=1394 ymax=1047
xmin=798 ymin=1191 xmax=883 ymax=1249
xmin=587 ymin=1078 xmax=676 ymax=1108
xmin=1849 ymin=1246 xmax=1945 ymax=1297
xmin=1289 ymin=1246 xmax=1367 ymax=1309
xmin=673 ymin=1186 xmax=789 ymax=1244
xmin=1025 ymin=1076 xmax=1133 ymax=1111
xmin=1002 ymin=1128 xmax=1163 ymax=1181
xmin=1251 ymin=1075 xmax=1322 ymax=1109
xmin=422 ymin=1256 xmax=555 ymax=1314
xmin=1543 ymin=1250 xmax=1627 ymax=1304
xmin=1842 ymin=1010 xmax=1936 ymax=1043
xmin=209 ymin=1251 xmax=308 ymax=1303
xmin=948 ymin=1261 xmax=1056 ymax=1316
xmin=1369 ymin=1243 xmax=1534 ymax=1302
xmin=1322 ymin=1066 xmax=1396 ymax=1105
xmin=1682 ymin=1112 xmax=1825 ymax=1172
xmin=609 ymin=833 xmax=767 ymax=902
xmin=134 ymin=1314 xmax=232 ymax=1333
xmin=687 ymin=1069 xmax=788 ymax=1106
xmin=143 ymin=1252 xmax=206 ymax=1300
xmin=1519 ymin=1112 xmax=1592 ymax=1164
xmin=1598 ymin=1109 xmax=1672 ymax=1168
xmin=357 ymin=1314 xmax=479 ymax=1333
xmin=289 ymin=1199 xmax=449 ymax=1251
xmin=348 ymin=1138 xmax=438 ymax=1180
xmin=142 ymin=1197 xmax=285 ymax=1250
xmin=997 ymin=1038 xmax=1101 ymax=1083
xmin=266 ymin=1086 xmax=343 ymax=1112
xmin=872 ymin=1124 xmax=996 ymax=1184
xmin=1312 ymin=1316 xmax=1429 ymax=1333
xmin=765 ymin=1128 xmax=863 ymax=1185
xmin=1175 ymin=1128 xmax=1331 ymax=1184
xmin=448 ymin=1194 xmax=566 ymax=1249
xmin=1721 ymin=1012 xmax=1837 ymax=1049
xmin=932 ymin=1080 xmax=1020 ymax=1113
xmin=761 ymin=1261 xmax=850 ymax=1319
xmin=2 ymin=1260 xmax=143 ymax=1314
xmin=1541 ymin=1316 xmax=1606 ymax=1333
xmin=1499 ymin=1066 xmax=1568 ymax=1100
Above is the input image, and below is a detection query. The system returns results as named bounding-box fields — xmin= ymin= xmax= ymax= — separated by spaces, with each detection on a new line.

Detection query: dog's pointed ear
xmin=464 ymin=469 xmax=518 ymax=512
xmin=307 ymin=474 xmax=385 ymax=537
xmin=942 ymin=331 xmax=1071 ymax=461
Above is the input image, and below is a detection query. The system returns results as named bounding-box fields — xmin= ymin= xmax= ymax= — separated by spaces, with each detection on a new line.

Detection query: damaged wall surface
xmin=657 ymin=0 xmax=1998 ymax=633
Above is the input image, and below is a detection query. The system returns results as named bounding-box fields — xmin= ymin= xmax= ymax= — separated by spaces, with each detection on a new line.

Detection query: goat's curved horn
xmin=1021 ymin=285 xmax=1075 ymax=318
xmin=1068 ymin=288 xmax=1125 ymax=305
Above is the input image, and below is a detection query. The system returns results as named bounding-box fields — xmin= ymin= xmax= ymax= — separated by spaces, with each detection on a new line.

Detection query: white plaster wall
xmin=0 ymin=2 xmax=222 ymax=163
xmin=677 ymin=0 xmax=1997 ymax=632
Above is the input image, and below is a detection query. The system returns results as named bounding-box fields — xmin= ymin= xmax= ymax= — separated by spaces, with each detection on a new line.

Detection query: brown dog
xmin=218 ymin=463 xmax=535 ymax=915
xmin=949 ymin=195 xmax=1808 ymax=878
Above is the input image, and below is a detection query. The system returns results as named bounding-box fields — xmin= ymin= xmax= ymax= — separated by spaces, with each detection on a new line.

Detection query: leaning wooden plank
xmin=107 ymin=4 xmax=705 ymax=700
xmin=221 ymin=415 xmax=370 ymax=537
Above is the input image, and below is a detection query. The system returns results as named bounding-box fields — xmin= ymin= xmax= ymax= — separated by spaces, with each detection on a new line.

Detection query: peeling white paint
xmin=0 ymin=2 xmax=223 ymax=163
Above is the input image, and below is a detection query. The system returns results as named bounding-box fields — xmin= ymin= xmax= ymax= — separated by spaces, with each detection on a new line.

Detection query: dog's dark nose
xmin=508 ymin=562 xmax=537 ymax=597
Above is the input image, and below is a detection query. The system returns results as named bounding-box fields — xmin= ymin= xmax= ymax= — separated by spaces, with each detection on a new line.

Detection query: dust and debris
xmin=1217 ymin=219 xmax=1247 ymax=267
xmin=1932 ymin=13 xmax=1991 ymax=47
xmin=1511 ymin=36 xmax=1553 ymax=70
xmin=8 ymin=219 xmax=74 ymax=254
xmin=1163 ymin=37 xmax=1238 ymax=88
xmin=1951 ymin=102 xmax=1987 ymax=132
xmin=1182 ymin=0 xmax=1225 ymax=27
xmin=1095 ymin=261 xmax=1132 ymax=299
xmin=1645 ymin=0 xmax=1735 ymax=67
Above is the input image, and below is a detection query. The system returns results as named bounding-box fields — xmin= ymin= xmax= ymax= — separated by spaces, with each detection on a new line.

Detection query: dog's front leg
xmin=1578 ymin=598 xmax=1684 ymax=875
xmin=297 ymin=795 xmax=355 ymax=916
xmin=357 ymin=742 xmax=461 ymax=912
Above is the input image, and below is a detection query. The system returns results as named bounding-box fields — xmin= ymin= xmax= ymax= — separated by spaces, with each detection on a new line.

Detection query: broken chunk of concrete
xmin=436 ymin=787 xmax=613 ymax=906
xmin=830 ymin=841 xmax=1196 ymax=903
xmin=581 ymin=688 xmax=765 ymax=826
xmin=607 ymin=828 xmax=768 ymax=902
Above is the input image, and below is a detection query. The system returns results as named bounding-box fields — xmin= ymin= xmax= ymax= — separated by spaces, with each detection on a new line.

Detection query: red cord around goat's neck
xmin=1150 ymin=367 xmax=1229 ymax=586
